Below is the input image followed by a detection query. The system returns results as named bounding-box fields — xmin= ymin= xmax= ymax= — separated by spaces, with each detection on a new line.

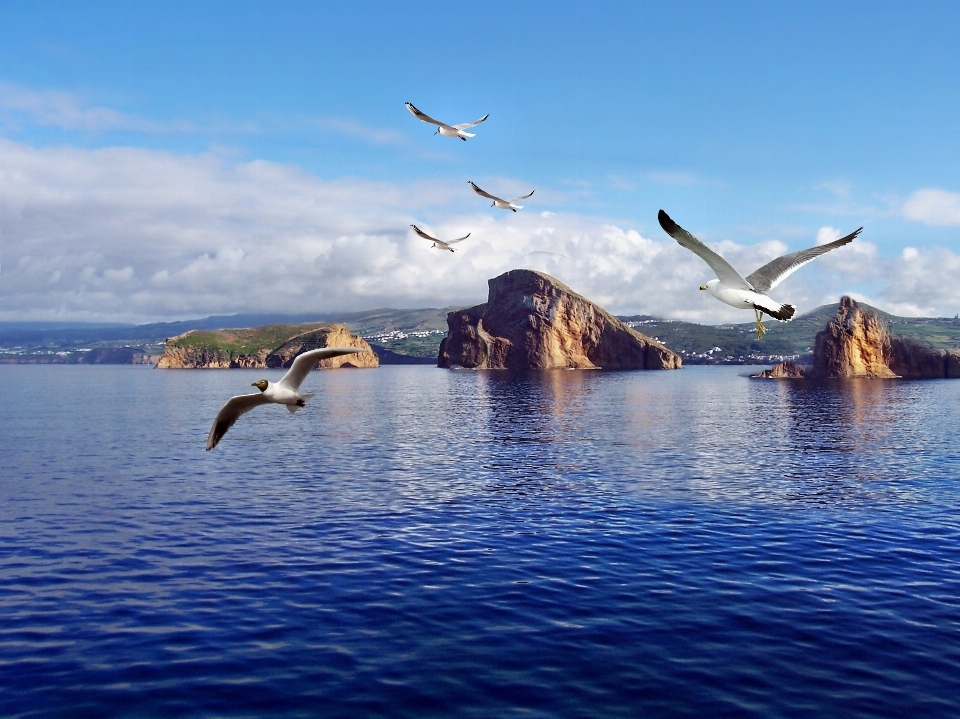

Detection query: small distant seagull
xmin=658 ymin=209 xmax=861 ymax=340
xmin=206 ymin=347 xmax=366 ymax=450
xmin=410 ymin=224 xmax=471 ymax=253
xmin=468 ymin=181 xmax=534 ymax=212
xmin=405 ymin=102 xmax=489 ymax=141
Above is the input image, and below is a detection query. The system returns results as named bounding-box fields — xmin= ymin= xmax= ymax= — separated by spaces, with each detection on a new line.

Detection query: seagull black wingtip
xmin=658 ymin=209 xmax=677 ymax=234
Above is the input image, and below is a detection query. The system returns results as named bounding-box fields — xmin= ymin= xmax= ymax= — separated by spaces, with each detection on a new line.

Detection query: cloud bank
xmin=2 ymin=138 xmax=958 ymax=323
xmin=902 ymin=188 xmax=960 ymax=227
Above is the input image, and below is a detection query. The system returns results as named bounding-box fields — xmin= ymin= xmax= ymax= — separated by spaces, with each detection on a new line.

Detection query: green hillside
xmin=167 ymin=324 xmax=329 ymax=356
xmin=3 ymin=302 xmax=958 ymax=366
xmin=621 ymin=302 xmax=960 ymax=364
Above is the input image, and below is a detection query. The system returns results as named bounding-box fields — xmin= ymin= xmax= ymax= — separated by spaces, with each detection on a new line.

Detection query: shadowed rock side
xmin=157 ymin=324 xmax=378 ymax=369
xmin=753 ymin=296 xmax=960 ymax=379
xmin=438 ymin=269 xmax=682 ymax=370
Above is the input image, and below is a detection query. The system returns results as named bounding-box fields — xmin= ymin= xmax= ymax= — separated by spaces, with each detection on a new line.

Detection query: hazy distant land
xmin=2 ymin=303 xmax=959 ymax=366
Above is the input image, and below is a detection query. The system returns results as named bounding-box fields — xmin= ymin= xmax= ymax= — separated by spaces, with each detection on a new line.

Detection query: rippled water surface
xmin=2 ymin=365 xmax=959 ymax=718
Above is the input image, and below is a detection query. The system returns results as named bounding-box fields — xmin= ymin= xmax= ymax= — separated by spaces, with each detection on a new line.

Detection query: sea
xmin=1 ymin=364 xmax=959 ymax=718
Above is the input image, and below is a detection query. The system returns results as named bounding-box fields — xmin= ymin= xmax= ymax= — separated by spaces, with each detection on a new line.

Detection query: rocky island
xmin=754 ymin=296 xmax=960 ymax=379
xmin=438 ymin=269 xmax=681 ymax=370
xmin=157 ymin=323 xmax=378 ymax=369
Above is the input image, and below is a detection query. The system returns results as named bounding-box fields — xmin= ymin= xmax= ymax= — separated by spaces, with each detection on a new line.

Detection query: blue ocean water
xmin=1 ymin=364 xmax=959 ymax=718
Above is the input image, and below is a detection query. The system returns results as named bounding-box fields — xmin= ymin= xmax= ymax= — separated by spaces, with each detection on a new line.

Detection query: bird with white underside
xmin=410 ymin=224 xmax=471 ymax=253
xmin=658 ymin=209 xmax=861 ymax=340
xmin=468 ymin=181 xmax=534 ymax=212
xmin=405 ymin=102 xmax=489 ymax=141
xmin=206 ymin=347 xmax=367 ymax=450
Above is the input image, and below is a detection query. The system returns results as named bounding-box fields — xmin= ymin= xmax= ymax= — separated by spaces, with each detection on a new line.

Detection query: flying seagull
xmin=658 ymin=210 xmax=861 ymax=340
xmin=206 ymin=347 xmax=366 ymax=450
xmin=411 ymin=224 xmax=471 ymax=253
xmin=405 ymin=102 xmax=489 ymax=141
xmin=468 ymin=181 xmax=534 ymax=212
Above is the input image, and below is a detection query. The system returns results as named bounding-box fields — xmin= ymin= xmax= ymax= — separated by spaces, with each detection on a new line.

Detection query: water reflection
xmin=469 ymin=370 xmax=604 ymax=497
xmin=755 ymin=378 xmax=927 ymax=505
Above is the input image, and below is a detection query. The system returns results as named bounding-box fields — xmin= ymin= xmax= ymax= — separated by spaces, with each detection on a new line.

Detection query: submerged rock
xmin=438 ymin=269 xmax=681 ymax=370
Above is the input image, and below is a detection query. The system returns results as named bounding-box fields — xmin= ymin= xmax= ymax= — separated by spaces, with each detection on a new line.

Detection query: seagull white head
xmin=700 ymin=279 xmax=719 ymax=293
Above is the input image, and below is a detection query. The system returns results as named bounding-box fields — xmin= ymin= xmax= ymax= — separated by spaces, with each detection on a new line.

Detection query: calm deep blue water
xmin=2 ymin=364 xmax=959 ymax=718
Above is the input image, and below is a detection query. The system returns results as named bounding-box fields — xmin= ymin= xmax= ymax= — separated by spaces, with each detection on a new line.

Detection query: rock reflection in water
xmin=761 ymin=378 xmax=933 ymax=504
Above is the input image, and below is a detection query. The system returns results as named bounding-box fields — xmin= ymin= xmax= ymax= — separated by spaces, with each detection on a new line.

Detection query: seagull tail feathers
xmin=287 ymin=393 xmax=314 ymax=413
xmin=460 ymin=131 xmax=476 ymax=138
xmin=767 ymin=303 xmax=796 ymax=321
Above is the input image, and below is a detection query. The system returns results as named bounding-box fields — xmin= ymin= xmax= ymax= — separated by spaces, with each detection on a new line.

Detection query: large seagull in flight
xmin=206 ymin=347 xmax=367 ymax=450
xmin=658 ymin=210 xmax=861 ymax=340
xmin=405 ymin=102 xmax=489 ymax=141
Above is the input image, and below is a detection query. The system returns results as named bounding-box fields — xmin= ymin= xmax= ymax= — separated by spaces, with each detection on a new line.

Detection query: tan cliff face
xmin=813 ymin=296 xmax=899 ymax=378
xmin=755 ymin=296 xmax=960 ymax=379
xmin=156 ymin=324 xmax=378 ymax=369
xmin=438 ymin=269 xmax=681 ymax=370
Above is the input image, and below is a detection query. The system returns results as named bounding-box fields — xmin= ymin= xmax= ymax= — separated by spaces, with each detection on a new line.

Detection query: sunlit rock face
xmin=813 ymin=296 xmax=899 ymax=379
xmin=265 ymin=326 xmax=378 ymax=369
xmin=156 ymin=324 xmax=378 ymax=369
xmin=438 ymin=269 xmax=682 ymax=371
xmin=812 ymin=296 xmax=960 ymax=379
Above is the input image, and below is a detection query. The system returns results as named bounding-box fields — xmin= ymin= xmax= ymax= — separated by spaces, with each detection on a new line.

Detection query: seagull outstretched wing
xmin=278 ymin=347 xmax=366 ymax=392
xmin=468 ymin=181 xmax=501 ymax=202
xmin=446 ymin=233 xmax=471 ymax=245
xmin=405 ymin=102 xmax=445 ymax=127
xmin=658 ymin=210 xmax=752 ymax=291
xmin=454 ymin=114 xmax=489 ymax=130
xmin=207 ymin=393 xmax=270 ymax=450
xmin=411 ymin=225 xmax=440 ymax=243
xmin=509 ymin=190 xmax=535 ymax=203
xmin=745 ymin=228 xmax=862 ymax=293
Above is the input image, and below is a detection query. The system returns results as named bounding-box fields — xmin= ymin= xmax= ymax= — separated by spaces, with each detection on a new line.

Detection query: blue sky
xmin=2 ymin=0 xmax=959 ymax=322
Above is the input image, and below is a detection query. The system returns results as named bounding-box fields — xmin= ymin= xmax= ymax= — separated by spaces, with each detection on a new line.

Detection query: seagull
xmin=658 ymin=210 xmax=861 ymax=340
xmin=206 ymin=347 xmax=366 ymax=450
xmin=410 ymin=224 xmax=471 ymax=253
xmin=468 ymin=181 xmax=534 ymax=212
xmin=405 ymin=102 xmax=489 ymax=141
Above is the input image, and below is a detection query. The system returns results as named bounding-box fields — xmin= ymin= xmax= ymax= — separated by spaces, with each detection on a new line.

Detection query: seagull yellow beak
xmin=699 ymin=285 xmax=707 ymax=290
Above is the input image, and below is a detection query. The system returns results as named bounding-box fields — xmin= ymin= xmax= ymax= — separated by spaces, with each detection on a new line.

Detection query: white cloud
xmin=0 ymin=81 xmax=195 ymax=133
xmin=0 ymin=82 xmax=405 ymax=145
xmin=319 ymin=117 xmax=407 ymax=146
xmin=877 ymin=245 xmax=960 ymax=316
xmin=2 ymin=137 xmax=956 ymax=324
xmin=902 ymin=188 xmax=960 ymax=226
xmin=816 ymin=226 xmax=843 ymax=245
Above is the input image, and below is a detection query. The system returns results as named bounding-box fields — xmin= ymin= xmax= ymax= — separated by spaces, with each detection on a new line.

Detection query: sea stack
xmin=753 ymin=296 xmax=960 ymax=379
xmin=438 ymin=269 xmax=681 ymax=370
